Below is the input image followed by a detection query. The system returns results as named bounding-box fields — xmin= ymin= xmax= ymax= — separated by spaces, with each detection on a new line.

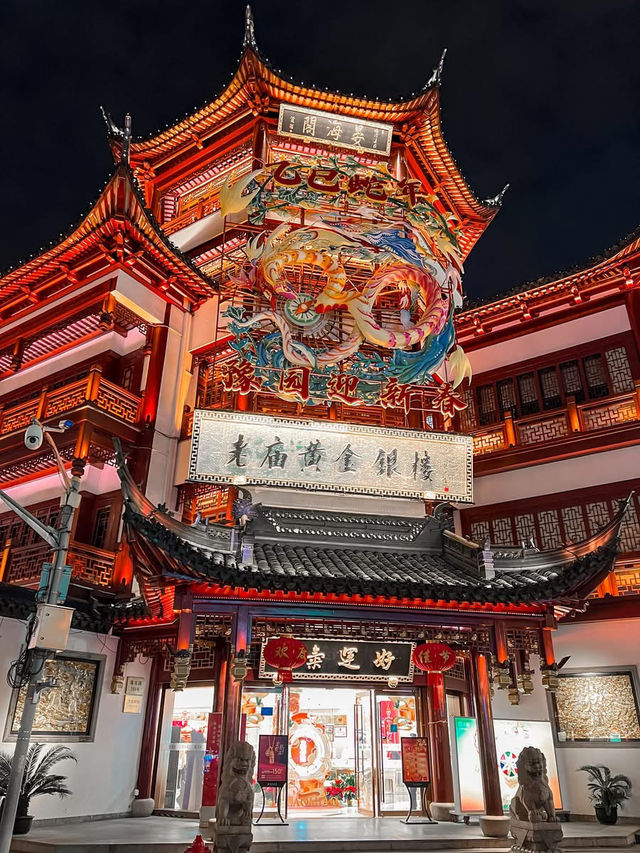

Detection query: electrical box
xmin=29 ymin=604 xmax=74 ymax=651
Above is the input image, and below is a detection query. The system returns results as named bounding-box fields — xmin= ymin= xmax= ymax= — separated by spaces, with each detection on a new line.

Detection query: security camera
xmin=24 ymin=420 xmax=44 ymax=450
xmin=58 ymin=419 xmax=74 ymax=430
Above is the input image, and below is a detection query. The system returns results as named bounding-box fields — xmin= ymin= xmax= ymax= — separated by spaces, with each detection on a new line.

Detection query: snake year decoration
xmin=222 ymin=161 xmax=472 ymax=406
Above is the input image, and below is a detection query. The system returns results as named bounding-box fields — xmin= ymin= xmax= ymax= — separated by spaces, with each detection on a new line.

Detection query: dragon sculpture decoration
xmin=219 ymin=156 xmax=473 ymax=415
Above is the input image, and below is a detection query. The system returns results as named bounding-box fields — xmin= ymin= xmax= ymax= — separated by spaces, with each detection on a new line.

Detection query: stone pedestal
xmin=210 ymin=822 xmax=253 ymax=853
xmin=510 ymin=818 xmax=563 ymax=853
xmin=431 ymin=802 xmax=455 ymax=822
xmin=130 ymin=797 xmax=154 ymax=817
xmin=200 ymin=805 xmax=216 ymax=828
xmin=479 ymin=815 xmax=511 ymax=838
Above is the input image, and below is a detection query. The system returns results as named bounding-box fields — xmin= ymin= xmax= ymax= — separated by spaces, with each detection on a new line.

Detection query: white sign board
xmin=189 ymin=410 xmax=473 ymax=502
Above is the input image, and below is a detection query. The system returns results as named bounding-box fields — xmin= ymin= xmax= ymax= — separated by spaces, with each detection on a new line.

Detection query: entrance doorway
xmin=241 ymin=684 xmax=418 ymax=817
xmin=154 ymin=684 xmax=215 ymax=812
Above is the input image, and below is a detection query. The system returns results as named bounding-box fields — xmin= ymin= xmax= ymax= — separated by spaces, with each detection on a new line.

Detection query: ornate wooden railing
xmin=471 ymin=388 xmax=640 ymax=457
xmin=1 ymin=538 xmax=116 ymax=588
xmin=0 ymin=367 xmax=141 ymax=437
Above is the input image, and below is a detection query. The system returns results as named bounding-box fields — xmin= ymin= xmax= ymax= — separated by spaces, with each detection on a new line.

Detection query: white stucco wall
xmin=551 ymin=619 xmax=640 ymax=817
xmin=0 ymin=618 xmax=150 ymax=820
xmin=468 ymin=305 xmax=631 ymax=378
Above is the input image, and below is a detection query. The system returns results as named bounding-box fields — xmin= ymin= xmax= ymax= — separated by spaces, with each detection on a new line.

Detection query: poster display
xmin=257 ymin=734 xmax=288 ymax=784
xmin=450 ymin=716 xmax=484 ymax=813
xmin=450 ymin=717 xmax=562 ymax=814
xmin=493 ymin=719 xmax=561 ymax=810
xmin=202 ymin=711 xmax=223 ymax=806
xmin=401 ymin=737 xmax=430 ymax=784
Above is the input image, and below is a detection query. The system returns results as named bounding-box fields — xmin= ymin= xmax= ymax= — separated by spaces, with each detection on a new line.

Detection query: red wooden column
xmin=426 ymin=677 xmax=454 ymax=802
xmin=468 ymin=650 xmax=502 ymax=815
xmin=221 ymin=608 xmax=250 ymax=754
xmin=136 ymin=654 xmax=163 ymax=798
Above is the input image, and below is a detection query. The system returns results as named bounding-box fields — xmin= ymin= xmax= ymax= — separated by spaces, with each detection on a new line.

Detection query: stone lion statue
xmin=509 ymin=746 xmax=556 ymax=823
xmin=216 ymin=741 xmax=256 ymax=828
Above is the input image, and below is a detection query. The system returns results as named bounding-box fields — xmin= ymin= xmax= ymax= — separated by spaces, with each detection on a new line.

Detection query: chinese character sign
xmin=260 ymin=639 xmax=416 ymax=682
xmin=278 ymin=104 xmax=392 ymax=156
xmin=190 ymin=411 xmax=473 ymax=503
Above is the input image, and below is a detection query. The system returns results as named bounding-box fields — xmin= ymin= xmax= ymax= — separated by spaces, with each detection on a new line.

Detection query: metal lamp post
xmin=0 ymin=419 xmax=82 ymax=853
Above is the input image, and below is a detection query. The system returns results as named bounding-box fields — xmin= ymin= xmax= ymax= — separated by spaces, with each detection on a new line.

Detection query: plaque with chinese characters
xmin=278 ymin=104 xmax=392 ymax=156
xmin=189 ymin=410 xmax=473 ymax=503
xmin=259 ymin=638 xmax=416 ymax=682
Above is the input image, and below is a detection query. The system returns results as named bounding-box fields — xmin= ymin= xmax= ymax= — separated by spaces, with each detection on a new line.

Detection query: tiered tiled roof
xmin=0 ymin=162 xmax=215 ymax=319
xmin=115 ymin=441 xmax=625 ymax=613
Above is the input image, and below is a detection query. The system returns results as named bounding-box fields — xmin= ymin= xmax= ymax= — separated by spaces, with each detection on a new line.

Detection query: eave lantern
xmin=412 ymin=642 xmax=456 ymax=686
xmin=263 ymin=636 xmax=308 ymax=683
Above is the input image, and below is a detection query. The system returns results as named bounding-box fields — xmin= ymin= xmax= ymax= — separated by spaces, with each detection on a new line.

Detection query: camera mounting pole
xmin=0 ymin=421 xmax=83 ymax=853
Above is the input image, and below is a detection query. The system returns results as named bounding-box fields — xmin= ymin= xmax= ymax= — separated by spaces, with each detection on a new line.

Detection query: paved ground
xmin=10 ymin=816 xmax=640 ymax=853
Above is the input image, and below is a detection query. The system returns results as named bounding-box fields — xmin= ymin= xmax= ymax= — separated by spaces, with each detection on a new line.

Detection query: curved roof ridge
xmin=0 ymin=161 xmax=215 ymax=306
xmin=462 ymin=221 xmax=640 ymax=312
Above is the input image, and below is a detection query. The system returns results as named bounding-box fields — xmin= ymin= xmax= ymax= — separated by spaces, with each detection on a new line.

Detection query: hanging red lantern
xmin=263 ymin=636 xmax=308 ymax=682
xmin=413 ymin=642 xmax=456 ymax=686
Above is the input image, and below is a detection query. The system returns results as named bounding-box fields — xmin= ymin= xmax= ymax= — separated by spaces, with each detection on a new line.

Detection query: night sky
xmin=1 ymin=0 xmax=639 ymax=301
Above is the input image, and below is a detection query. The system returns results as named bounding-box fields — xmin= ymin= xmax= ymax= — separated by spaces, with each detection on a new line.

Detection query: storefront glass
xmin=240 ymin=683 xmax=420 ymax=817
xmin=158 ymin=684 xmax=215 ymax=811
xmin=375 ymin=693 xmax=418 ymax=813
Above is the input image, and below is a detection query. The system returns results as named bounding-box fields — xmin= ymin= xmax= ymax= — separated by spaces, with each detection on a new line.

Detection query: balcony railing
xmin=472 ymin=389 xmax=640 ymax=457
xmin=0 ymin=367 xmax=141 ymax=437
xmin=1 ymin=538 xmax=116 ymax=589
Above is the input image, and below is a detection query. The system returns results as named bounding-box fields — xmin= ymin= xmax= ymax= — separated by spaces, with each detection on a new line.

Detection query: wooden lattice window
xmin=560 ymin=360 xmax=584 ymax=402
xmin=583 ymin=354 xmax=609 ymax=400
xmin=605 ymin=347 xmax=635 ymax=394
xmin=517 ymin=373 xmax=540 ymax=415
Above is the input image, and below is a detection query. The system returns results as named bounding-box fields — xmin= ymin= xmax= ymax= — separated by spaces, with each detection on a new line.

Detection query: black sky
xmin=1 ymin=0 xmax=639 ymax=301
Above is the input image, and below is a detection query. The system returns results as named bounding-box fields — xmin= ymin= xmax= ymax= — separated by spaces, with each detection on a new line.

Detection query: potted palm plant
xmin=0 ymin=744 xmax=76 ymax=835
xmin=579 ymin=764 xmax=632 ymax=825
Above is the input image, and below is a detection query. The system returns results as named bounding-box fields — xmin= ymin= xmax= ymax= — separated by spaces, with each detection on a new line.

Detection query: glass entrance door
xmin=375 ymin=693 xmax=418 ymax=814
xmin=354 ymin=690 xmax=375 ymax=816
xmin=155 ymin=684 xmax=215 ymax=811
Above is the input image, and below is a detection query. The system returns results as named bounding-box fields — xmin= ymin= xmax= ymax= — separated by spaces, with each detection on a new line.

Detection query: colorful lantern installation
xmin=263 ymin=636 xmax=308 ymax=682
xmin=412 ymin=642 xmax=456 ymax=686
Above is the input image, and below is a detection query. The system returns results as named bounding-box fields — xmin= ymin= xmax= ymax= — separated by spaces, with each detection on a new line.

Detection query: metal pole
xmin=0 ymin=466 xmax=81 ymax=853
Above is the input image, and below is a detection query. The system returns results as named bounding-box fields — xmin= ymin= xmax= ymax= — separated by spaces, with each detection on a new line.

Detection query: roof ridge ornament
xmin=122 ymin=114 xmax=132 ymax=164
xmin=243 ymin=4 xmax=257 ymax=49
xmin=99 ymin=108 xmax=132 ymax=164
xmin=484 ymin=183 xmax=510 ymax=207
xmin=426 ymin=48 xmax=447 ymax=89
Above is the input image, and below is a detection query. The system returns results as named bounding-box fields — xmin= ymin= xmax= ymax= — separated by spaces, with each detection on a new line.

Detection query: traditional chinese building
xmin=0 ymin=6 xmax=639 ymax=830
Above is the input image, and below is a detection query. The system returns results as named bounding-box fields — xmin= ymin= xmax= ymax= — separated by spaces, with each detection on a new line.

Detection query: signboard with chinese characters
xmin=401 ymin=737 xmax=430 ymax=784
xmin=203 ymin=711 xmax=224 ymax=806
xmin=190 ymin=410 xmax=473 ymax=503
xmin=259 ymin=638 xmax=416 ymax=683
xmin=257 ymin=734 xmax=288 ymax=784
xmin=277 ymin=104 xmax=392 ymax=156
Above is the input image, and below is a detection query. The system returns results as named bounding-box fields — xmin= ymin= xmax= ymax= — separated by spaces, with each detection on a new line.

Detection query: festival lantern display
xmin=263 ymin=636 xmax=309 ymax=682
xmin=412 ymin=642 xmax=456 ymax=686
xmin=218 ymin=156 xmax=473 ymax=418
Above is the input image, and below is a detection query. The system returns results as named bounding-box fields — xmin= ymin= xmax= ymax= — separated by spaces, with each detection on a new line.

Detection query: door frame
xmin=373 ymin=687 xmax=422 ymax=817
xmin=152 ymin=680 xmax=216 ymax=813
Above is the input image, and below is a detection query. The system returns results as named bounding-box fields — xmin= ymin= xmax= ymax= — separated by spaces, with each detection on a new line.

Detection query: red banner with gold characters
xmin=202 ymin=711 xmax=223 ymax=806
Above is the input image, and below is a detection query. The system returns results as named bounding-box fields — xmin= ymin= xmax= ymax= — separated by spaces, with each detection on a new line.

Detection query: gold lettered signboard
xmin=189 ymin=410 xmax=473 ymax=503
xmin=277 ymin=104 xmax=393 ymax=156
xmin=259 ymin=638 xmax=416 ymax=683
